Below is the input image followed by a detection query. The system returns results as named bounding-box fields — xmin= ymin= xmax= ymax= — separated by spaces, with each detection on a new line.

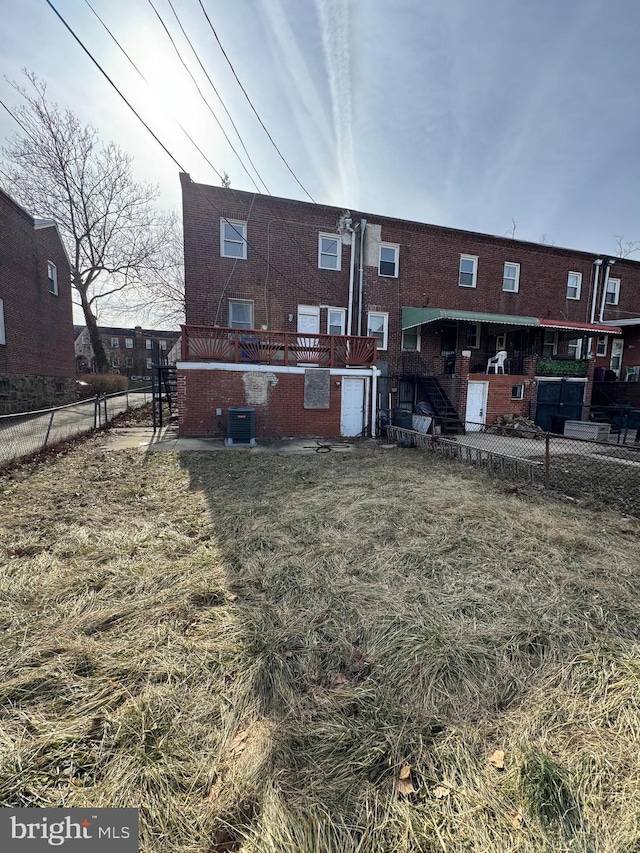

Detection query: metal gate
xmin=535 ymin=379 xmax=585 ymax=433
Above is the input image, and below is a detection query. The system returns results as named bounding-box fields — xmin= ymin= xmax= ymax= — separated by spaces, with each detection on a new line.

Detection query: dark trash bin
xmin=392 ymin=409 xmax=413 ymax=430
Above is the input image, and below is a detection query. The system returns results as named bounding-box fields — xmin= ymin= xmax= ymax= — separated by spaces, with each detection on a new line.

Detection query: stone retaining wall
xmin=0 ymin=375 xmax=76 ymax=415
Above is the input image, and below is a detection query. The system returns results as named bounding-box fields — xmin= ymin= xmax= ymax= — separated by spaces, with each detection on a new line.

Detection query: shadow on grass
xmin=178 ymin=447 xmax=640 ymax=852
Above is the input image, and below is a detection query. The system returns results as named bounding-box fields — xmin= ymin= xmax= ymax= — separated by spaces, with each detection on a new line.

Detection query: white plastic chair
xmin=487 ymin=350 xmax=508 ymax=374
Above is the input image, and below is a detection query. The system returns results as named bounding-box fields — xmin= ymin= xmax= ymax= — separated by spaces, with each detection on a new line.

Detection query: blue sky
xmin=2 ymin=0 xmax=640 ymax=264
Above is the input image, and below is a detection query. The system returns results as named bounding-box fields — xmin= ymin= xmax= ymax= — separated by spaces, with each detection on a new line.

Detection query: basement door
xmin=465 ymin=381 xmax=488 ymax=431
xmin=341 ymin=377 xmax=365 ymax=436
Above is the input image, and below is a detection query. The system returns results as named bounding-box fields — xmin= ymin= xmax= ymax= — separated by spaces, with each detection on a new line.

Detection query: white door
xmin=341 ymin=378 xmax=365 ymax=436
xmin=610 ymin=338 xmax=624 ymax=378
xmin=297 ymin=305 xmax=320 ymax=361
xmin=465 ymin=381 xmax=488 ymax=431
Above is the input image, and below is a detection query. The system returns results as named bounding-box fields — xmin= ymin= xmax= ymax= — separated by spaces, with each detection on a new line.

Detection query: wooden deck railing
xmin=180 ymin=325 xmax=377 ymax=368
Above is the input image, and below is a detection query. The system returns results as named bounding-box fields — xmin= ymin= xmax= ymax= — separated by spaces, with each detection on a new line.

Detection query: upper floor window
xmin=327 ymin=308 xmax=346 ymax=335
xmin=596 ymin=335 xmax=608 ymax=357
xmin=229 ymin=299 xmax=253 ymax=329
xmin=110 ymin=337 xmax=119 ymax=348
xmin=146 ymin=339 xmax=153 ymax=349
xmin=318 ymin=234 xmax=341 ymax=270
xmin=502 ymin=262 xmax=520 ymax=292
xmin=567 ymin=338 xmax=582 ymax=359
xmin=47 ymin=261 xmax=58 ymax=295
xmin=402 ymin=327 xmax=420 ymax=351
xmin=367 ymin=311 xmax=388 ymax=350
xmin=605 ymin=277 xmax=620 ymax=305
xmin=220 ymin=219 xmax=247 ymax=259
xmin=379 ymin=244 xmax=399 ymax=277
xmin=125 ymin=338 xmax=133 ymax=349
xmin=0 ymin=298 xmax=5 ymax=346
xmin=566 ymin=272 xmax=582 ymax=300
xmin=159 ymin=340 xmax=167 ymax=350
xmin=146 ymin=358 xmax=153 ymax=370
xmin=125 ymin=357 xmax=133 ymax=368
xmin=459 ymin=255 xmax=478 ymax=288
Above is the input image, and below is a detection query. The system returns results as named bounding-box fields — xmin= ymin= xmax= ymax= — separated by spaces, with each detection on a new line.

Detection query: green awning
xmin=402 ymin=307 xmax=540 ymax=331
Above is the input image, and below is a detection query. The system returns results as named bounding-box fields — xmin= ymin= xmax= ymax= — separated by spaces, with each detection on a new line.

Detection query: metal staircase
xmin=152 ymin=364 xmax=177 ymax=430
xmin=417 ymin=376 xmax=464 ymax=434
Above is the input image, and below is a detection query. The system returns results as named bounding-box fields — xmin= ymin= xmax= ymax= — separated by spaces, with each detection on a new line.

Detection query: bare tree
xmin=221 ymin=171 xmax=231 ymax=189
xmin=505 ymin=218 xmax=517 ymax=238
xmin=613 ymin=234 xmax=640 ymax=258
xmin=1 ymin=72 xmax=173 ymax=371
xmin=539 ymin=233 xmax=555 ymax=246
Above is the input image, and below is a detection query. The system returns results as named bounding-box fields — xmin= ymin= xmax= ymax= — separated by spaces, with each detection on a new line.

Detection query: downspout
xmin=599 ymin=259 xmax=615 ymax=323
xmin=357 ymin=218 xmax=367 ymax=335
xmin=370 ymin=366 xmax=379 ymax=437
xmin=346 ymin=223 xmax=356 ymax=336
xmin=588 ymin=258 xmax=603 ymax=357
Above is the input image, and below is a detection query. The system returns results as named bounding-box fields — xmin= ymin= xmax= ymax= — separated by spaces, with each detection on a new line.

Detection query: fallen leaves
xmin=433 ymin=785 xmax=450 ymax=799
xmin=329 ymin=672 xmax=349 ymax=689
xmin=228 ymin=730 xmax=249 ymax=757
xmin=488 ymin=749 xmax=506 ymax=770
xmin=397 ymin=765 xmax=416 ymax=796
xmin=511 ymin=808 xmax=524 ymax=829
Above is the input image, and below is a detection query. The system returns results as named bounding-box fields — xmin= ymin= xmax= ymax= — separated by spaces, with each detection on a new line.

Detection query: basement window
xmin=511 ymin=384 xmax=524 ymax=400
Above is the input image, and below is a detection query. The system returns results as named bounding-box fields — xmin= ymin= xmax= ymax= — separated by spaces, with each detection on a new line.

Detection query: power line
xmin=197 ymin=0 xmax=316 ymax=203
xmin=164 ymin=0 xmax=269 ymax=195
xmin=44 ymin=0 xmax=344 ymax=308
xmin=145 ymin=0 xmax=269 ymax=195
xmin=83 ymin=0 xmax=229 ymax=184
xmin=79 ymin=0 xmax=343 ymax=297
xmin=0 ymin=98 xmax=36 ymax=141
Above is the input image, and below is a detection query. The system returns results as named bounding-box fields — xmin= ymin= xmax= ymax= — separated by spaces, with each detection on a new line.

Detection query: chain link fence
xmin=387 ymin=413 xmax=640 ymax=516
xmin=0 ymin=388 xmax=152 ymax=468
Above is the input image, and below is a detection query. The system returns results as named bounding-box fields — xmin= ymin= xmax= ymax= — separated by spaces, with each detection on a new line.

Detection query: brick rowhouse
xmin=179 ymin=175 xmax=640 ymax=437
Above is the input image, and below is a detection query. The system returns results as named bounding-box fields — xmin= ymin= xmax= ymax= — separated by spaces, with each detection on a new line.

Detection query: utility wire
xmin=80 ymin=0 xmax=343 ymax=297
xmin=0 ymin=98 xmax=37 ymax=141
xmin=44 ymin=0 xmax=344 ymax=307
xmin=145 ymin=0 xmax=269 ymax=194
xmin=164 ymin=0 xmax=269 ymax=194
xmin=197 ymin=0 xmax=316 ymax=203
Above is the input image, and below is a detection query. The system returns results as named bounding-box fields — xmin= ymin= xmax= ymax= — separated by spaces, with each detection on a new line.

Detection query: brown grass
xmin=0 ymin=439 xmax=639 ymax=851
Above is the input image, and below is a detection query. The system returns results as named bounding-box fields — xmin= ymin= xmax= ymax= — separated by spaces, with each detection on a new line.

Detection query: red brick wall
xmin=468 ymin=374 xmax=536 ymax=424
xmin=178 ymin=368 xmax=344 ymax=437
xmin=180 ymin=177 xmax=640 ymax=377
xmin=0 ymin=192 xmax=74 ymax=379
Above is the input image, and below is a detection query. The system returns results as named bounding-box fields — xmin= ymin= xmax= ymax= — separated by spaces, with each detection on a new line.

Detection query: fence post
xmin=42 ymin=410 xmax=55 ymax=450
xmin=94 ymin=395 xmax=99 ymax=429
xmin=104 ymin=397 xmax=108 ymax=425
xmin=544 ymin=432 xmax=550 ymax=488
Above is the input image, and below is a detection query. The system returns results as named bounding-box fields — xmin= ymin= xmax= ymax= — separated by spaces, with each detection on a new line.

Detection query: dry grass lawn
xmin=1 ymin=438 xmax=640 ymax=852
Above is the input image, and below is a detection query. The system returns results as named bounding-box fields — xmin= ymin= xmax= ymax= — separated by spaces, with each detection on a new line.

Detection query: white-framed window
xmin=326 ymin=307 xmax=346 ymax=336
xmin=159 ymin=340 xmax=167 ymax=350
xmin=47 ymin=261 xmax=58 ymax=295
xmin=125 ymin=337 xmax=133 ymax=349
xmin=402 ymin=327 xmax=420 ymax=351
xmin=566 ymin=272 xmax=582 ymax=300
xmin=126 ymin=357 xmax=133 ymax=368
xmin=467 ymin=322 xmax=481 ymax=348
xmin=459 ymin=254 xmax=478 ymax=288
xmin=0 ymin=298 xmax=5 ymax=345
xmin=596 ymin=335 xmax=608 ymax=357
xmin=318 ymin=234 xmax=341 ymax=270
xmin=112 ymin=358 xmax=119 ymax=368
xmin=146 ymin=339 xmax=153 ymax=349
xmin=220 ymin=218 xmax=247 ymax=259
xmin=228 ymin=298 xmax=254 ymax=329
xmin=146 ymin=358 xmax=153 ymax=370
xmin=496 ymin=333 xmax=507 ymax=350
xmin=367 ymin=311 xmax=388 ymax=350
xmin=503 ymin=262 xmax=520 ymax=292
xmin=110 ymin=337 xmax=119 ymax=348
xmin=567 ymin=338 xmax=582 ymax=360
xmin=379 ymin=243 xmax=399 ymax=277
xmin=542 ymin=330 xmax=558 ymax=357
xmin=605 ymin=277 xmax=620 ymax=305
xmin=511 ymin=384 xmax=525 ymax=400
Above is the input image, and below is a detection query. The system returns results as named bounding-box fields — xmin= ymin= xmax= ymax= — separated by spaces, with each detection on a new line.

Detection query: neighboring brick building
xmin=74 ymin=325 xmax=181 ymax=378
xmin=178 ymin=174 xmax=640 ymax=438
xmin=0 ymin=188 xmax=76 ymax=414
